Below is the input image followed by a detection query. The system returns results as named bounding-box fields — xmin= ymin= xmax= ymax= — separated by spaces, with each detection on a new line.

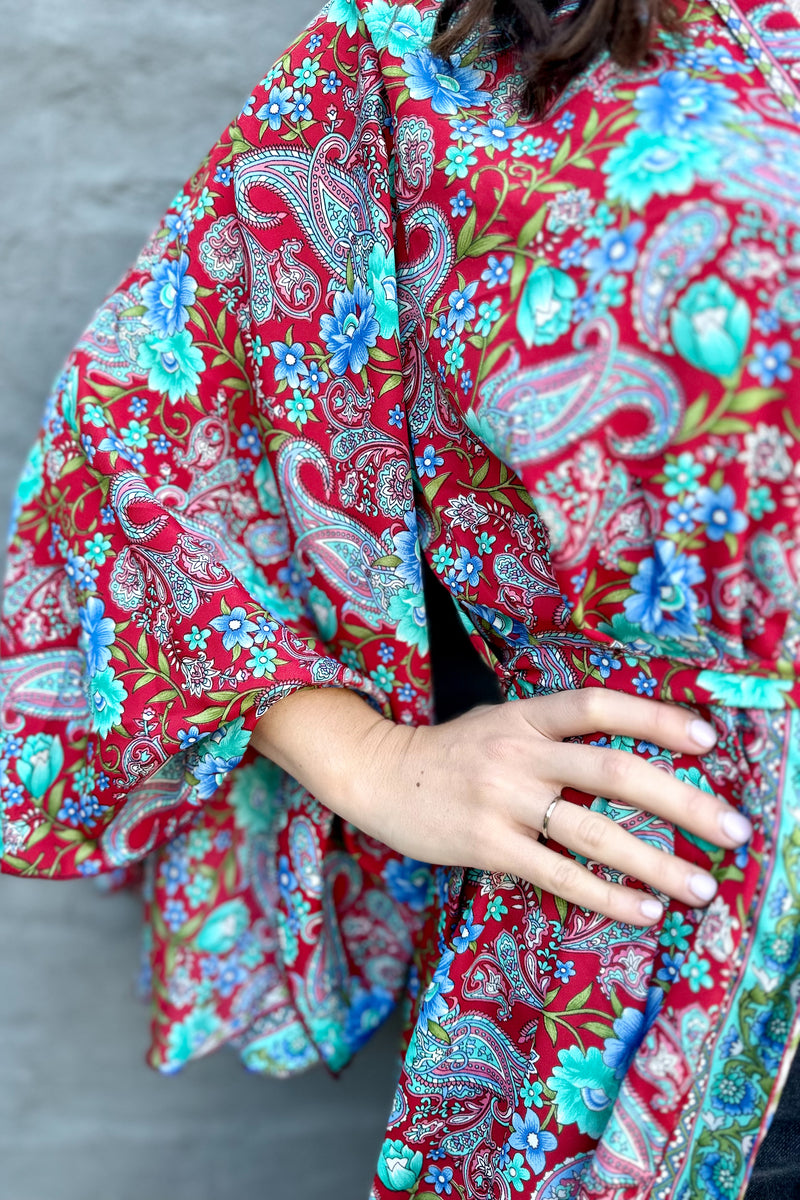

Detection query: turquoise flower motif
xmin=227 ymin=759 xmax=281 ymax=835
xmin=376 ymin=1138 xmax=424 ymax=1191
xmin=87 ymin=666 xmax=127 ymax=737
xmin=327 ymin=0 xmax=360 ymax=36
xmin=165 ymin=1005 xmax=223 ymax=1070
xmin=670 ymin=276 xmax=750 ymax=377
xmin=517 ymin=265 xmax=577 ymax=347
xmin=17 ymin=442 xmax=44 ymax=505
xmin=17 ymin=733 xmax=64 ymax=799
xmin=195 ymin=897 xmax=250 ymax=954
xmin=697 ymin=670 xmax=792 ymax=709
xmin=388 ymin=586 xmax=429 ymax=654
xmin=546 ymin=1045 xmax=618 ymax=1139
xmin=366 ymin=1 xmax=435 ymax=59
xmin=137 ymin=329 xmax=203 ymax=402
xmin=604 ymin=129 xmax=720 ymax=211
xmin=367 ymin=242 xmax=399 ymax=338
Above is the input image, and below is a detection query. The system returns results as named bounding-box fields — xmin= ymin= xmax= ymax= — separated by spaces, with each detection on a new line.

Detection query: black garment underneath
xmin=746 ymin=1050 xmax=800 ymax=1197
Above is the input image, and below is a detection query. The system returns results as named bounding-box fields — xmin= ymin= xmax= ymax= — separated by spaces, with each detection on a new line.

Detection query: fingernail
xmin=689 ymin=872 xmax=718 ymax=902
xmin=689 ymin=718 xmax=717 ymax=749
xmin=721 ymin=809 xmax=752 ymax=845
xmin=640 ymin=897 xmax=664 ymax=922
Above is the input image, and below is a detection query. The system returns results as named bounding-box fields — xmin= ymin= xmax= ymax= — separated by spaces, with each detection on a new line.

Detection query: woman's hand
xmin=251 ymin=686 xmax=752 ymax=926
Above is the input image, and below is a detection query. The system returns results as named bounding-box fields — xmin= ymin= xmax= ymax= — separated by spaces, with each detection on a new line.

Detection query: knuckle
xmin=574 ymin=810 xmax=608 ymax=856
xmin=482 ymin=734 xmax=519 ymax=769
xmin=603 ymin=750 xmax=632 ymax=790
xmin=551 ymin=855 xmax=581 ymax=897
xmin=577 ymin=687 xmax=603 ymax=729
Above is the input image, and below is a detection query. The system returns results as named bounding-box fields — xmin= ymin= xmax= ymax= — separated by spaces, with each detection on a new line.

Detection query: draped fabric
xmin=2 ymin=1 xmax=800 ymax=1197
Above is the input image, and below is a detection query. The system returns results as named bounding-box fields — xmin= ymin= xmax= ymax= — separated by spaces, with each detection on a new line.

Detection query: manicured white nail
xmin=689 ymin=873 xmax=717 ymax=902
xmin=721 ymin=809 xmax=752 ymax=844
xmin=640 ymin=897 xmax=664 ymax=922
xmin=689 ymin=718 xmax=717 ymax=749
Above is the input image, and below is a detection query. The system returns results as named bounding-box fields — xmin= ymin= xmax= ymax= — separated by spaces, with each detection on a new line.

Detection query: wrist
xmin=250 ymin=686 xmax=394 ymax=821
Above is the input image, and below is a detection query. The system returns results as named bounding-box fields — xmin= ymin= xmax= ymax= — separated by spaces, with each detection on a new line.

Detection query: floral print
xmin=2 ymin=1 xmax=800 ymax=1198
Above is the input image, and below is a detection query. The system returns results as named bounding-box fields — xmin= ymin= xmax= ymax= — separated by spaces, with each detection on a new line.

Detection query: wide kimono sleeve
xmin=0 ymin=1 xmax=431 ymax=878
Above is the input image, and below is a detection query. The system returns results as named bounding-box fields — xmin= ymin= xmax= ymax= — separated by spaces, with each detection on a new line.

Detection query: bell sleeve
xmin=0 ymin=1 xmax=430 ymax=878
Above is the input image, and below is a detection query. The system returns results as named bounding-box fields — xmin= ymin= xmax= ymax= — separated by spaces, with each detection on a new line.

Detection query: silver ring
xmin=541 ymin=795 xmax=562 ymax=840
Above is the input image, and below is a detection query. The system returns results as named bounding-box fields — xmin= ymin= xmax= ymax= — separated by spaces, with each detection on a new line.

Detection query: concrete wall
xmin=0 ymin=4 xmax=401 ymax=1196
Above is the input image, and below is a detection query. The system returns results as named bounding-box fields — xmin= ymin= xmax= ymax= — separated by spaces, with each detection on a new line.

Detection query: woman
xmin=1 ymin=0 xmax=798 ymax=1196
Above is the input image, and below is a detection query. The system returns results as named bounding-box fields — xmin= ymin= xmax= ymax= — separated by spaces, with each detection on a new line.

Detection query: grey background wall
xmin=0 ymin=3 xmax=401 ymax=1196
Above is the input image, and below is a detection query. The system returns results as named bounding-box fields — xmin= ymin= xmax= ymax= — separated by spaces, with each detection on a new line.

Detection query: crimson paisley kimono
xmin=2 ymin=1 xmax=800 ymax=1196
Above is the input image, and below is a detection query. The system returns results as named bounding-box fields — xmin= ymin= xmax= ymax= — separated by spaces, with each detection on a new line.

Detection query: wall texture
xmin=0 ymin=3 xmax=400 ymax=1197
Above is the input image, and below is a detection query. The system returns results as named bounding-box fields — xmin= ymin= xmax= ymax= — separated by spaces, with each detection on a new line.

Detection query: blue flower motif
xmin=271 ymin=340 xmax=308 ymax=389
xmin=632 ymin=672 xmax=657 ymax=696
xmin=481 ymin=254 xmax=513 ymax=288
xmin=453 ymin=547 xmax=482 ymax=585
xmin=691 ymin=484 xmax=747 ymax=542
xmin=194 ymin=753 xmax=241 ymax=800
xmin=425 ymin=1165 xmax=454 ymax=1195
xmin=292 ymin=92 xmax=312 ymax=121
xmin=160 ymin=856 xmax=189 ymax=897
xmin=434 ymin=313 xmax=454 ymax=346
xmin=710 ymin=1064 xmax=758 ymax=1116
xmin=320 ymin=282 xmax=379 ymax=375
xmin=450 ymin=188 xmax=473 ymax=217
xmin=554 ymin=959 xmax=576 ymax=983
xmin=142 ymin=253 xmax=197 ymax=337
xmin=748 ymin=340 xmax=792 ymax=387
xmin=664 ymin=498 xmax=697 ymax=535
xmin=554 ymin=110 xmax=575 ymax=132
xmin=78 ymin=596 xmax=116 ymax=676
xmin=210 ymin=606 xmax=258 ymax=650
xmin=656 ymin=951 xmax=684 ymax=984
xmin=384 ymin=857 xmax=431 ymax=912
xmin=624 ymin=540 xmax=705 ymax=637
xmin=416 ymin=443 xmax=444 ymax=479
xmin=635 ymin=71 xmax=737 ymax=138
xmin=536 ymin=138 xmax=559 ymax=161
xmin=393 ymin=509 xmax=423 ymax=591
xmin=419 ymin=948 xmax=455 ymax=1023
xmin=402 ymin=49 xmax=490 ymax=115
xmin=214 ymin=164 xmax=232 ymax=186
xmin=589 ymin=650 xmax=622 ymax=680
xmin=583 ymin=221 xmax=644 ymax=285
xmin=256 ymin=85 xmax=293 ymax=130
xmin=447 ymin=281 xmax=478 ymax=333
xmin=177 ymin=725 xmax=202 ymax=750
xmin=509 ymin=1109 xmax=558 ymax=1172
xmin=237 ymin=423 xmax=261 ymax=454
xmin=452 ymin=913 xmax=484 ymax=952
xmin=698 ymin=1150 xmax=739 ymax=1200
xmin=165 ymin=207 xmax=195 ymax=245
xmin=474 ymin=117 xmax=523 ymax=151
xmin=164 ymin=898 xmax=188 ymax=931
xmin=603 ymin=988 xmax=662 ymax=1079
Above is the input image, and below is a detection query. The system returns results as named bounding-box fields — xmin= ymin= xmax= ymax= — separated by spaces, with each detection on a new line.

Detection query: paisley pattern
xmin=2 ymin=1 xmax=800 ymax=1198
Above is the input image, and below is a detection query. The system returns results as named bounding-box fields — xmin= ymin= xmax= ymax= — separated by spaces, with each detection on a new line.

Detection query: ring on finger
xmin=541 ymin=795 xmax=562 ymax=840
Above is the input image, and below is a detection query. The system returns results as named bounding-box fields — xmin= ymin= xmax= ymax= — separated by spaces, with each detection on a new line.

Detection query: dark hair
xmin=431 ymin=0 xmax=679 ymax=118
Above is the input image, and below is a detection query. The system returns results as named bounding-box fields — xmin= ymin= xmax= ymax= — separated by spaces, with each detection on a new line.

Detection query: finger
xmin=506 ymin=831 xmax=664 ymax=926
xmin=539 ymin=799 xmax=718 ymax=909
xmin=521 ymin=688 xmax=718 ymax=757
xmin=541 ymin=740 xmax=752 ymax=851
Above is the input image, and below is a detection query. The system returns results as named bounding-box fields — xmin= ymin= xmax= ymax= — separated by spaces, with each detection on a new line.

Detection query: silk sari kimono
xmin=2 ymin=0 xmax=800 ymax=1195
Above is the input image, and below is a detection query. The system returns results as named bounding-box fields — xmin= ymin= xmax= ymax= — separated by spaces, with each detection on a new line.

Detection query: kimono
xmin=2 ymin=0 xmax=800 ymax=1196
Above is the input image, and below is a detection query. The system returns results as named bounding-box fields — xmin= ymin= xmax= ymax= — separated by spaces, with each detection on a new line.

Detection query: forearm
xmin=250 ymin=686 xmax=398 ymax=827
